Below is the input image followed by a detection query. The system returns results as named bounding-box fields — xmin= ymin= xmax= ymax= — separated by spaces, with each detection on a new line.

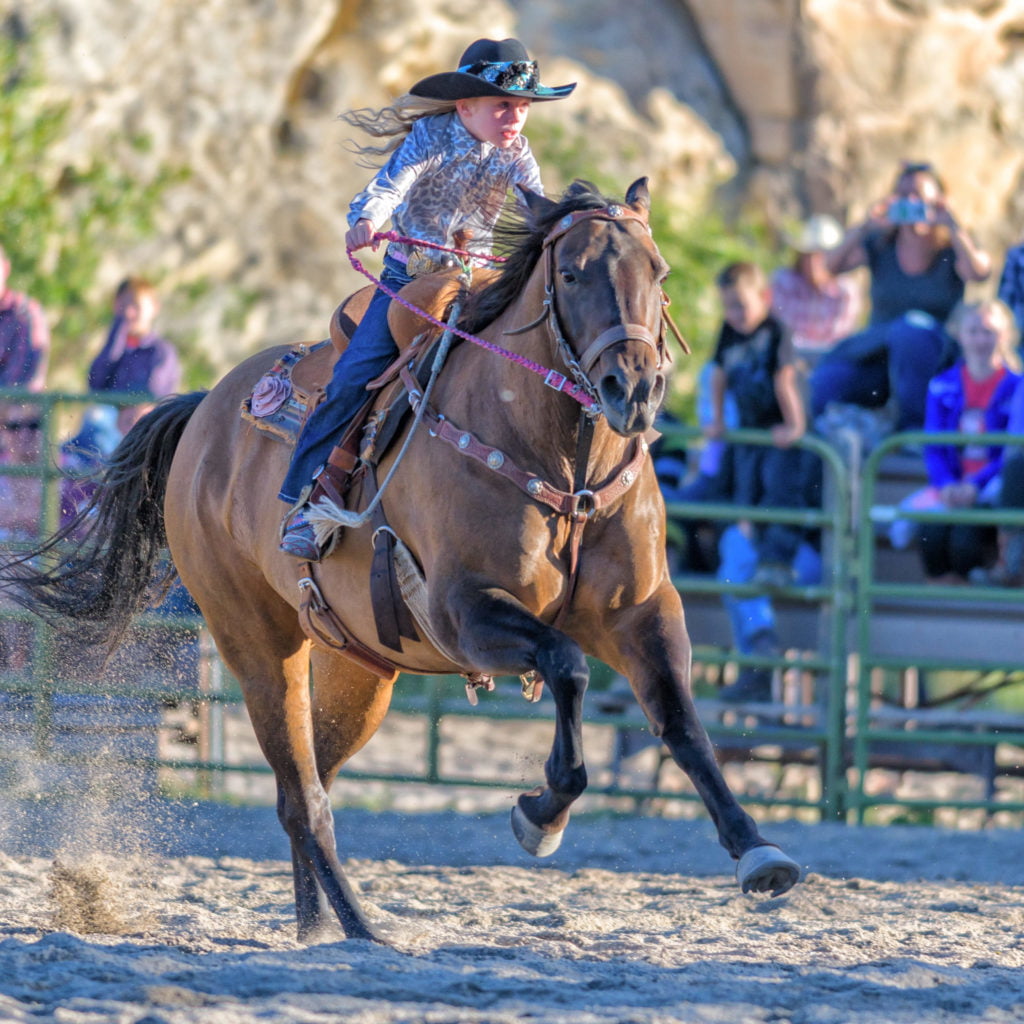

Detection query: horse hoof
xmin=511 ymin=804 xmax=566 ymax=857
xmin=736 ymin=845 xmax=801 ymax=897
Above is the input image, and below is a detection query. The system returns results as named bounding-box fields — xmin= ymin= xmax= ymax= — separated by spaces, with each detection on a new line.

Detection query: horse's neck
xmin=475 ymin=281 xmax=631 ymax=487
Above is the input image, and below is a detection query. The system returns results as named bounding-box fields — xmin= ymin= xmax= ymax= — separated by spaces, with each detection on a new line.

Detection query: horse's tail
xmin=0 ymin=391 xmax=207 ymax=654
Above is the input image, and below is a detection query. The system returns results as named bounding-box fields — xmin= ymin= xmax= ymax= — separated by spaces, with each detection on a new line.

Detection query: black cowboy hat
xmin=410 ymin=38 xmax=576 ymax=103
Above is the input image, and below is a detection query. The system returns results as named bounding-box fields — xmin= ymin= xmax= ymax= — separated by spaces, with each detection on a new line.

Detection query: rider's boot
xmin=279 ymin=461 xmax=353 ymax=561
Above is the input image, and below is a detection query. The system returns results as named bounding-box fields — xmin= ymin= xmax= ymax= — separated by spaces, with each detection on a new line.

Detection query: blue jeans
xmin=809 ymin=313 xmax=949 ymax=431
xmin=279 ymin=257 xmax=412 ymax=504
xmin=717 ymin=524 xmax=822 ymax=653
xmin=731 ymin=444 xmax=807 ymax=566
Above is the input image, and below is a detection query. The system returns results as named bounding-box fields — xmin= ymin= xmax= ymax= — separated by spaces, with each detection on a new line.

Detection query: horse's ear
xmin=625 ymin=177 xmax=651 ymax=216
xmin=517 ymin=184 xmax=557 ymax=225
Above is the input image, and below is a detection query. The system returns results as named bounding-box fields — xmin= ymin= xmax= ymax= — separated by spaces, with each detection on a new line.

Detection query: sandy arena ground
xmin=2 ymin=774 xmax=1024 ymax=1024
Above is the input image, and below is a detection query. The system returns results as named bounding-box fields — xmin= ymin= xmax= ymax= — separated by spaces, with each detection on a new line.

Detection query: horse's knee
xmin=536 ymin=637 xmax=589 ymax=701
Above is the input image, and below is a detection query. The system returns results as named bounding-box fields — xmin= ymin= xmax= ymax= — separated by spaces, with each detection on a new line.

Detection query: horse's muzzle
xmin=598 ymin=367 xmax=666 ymax=436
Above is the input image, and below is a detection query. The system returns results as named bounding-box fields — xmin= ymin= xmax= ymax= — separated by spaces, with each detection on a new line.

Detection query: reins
xmin=347 ymin=231 xmax=601 ymax=413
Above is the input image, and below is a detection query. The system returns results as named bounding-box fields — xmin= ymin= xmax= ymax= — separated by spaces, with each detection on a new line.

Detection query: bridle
xmin=503 ymin=204 xmax=668 ymax=416
xmin=348 ymin=203 xmax=677 ymax=417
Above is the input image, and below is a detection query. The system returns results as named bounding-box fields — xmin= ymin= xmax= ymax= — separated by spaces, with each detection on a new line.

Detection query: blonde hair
xmin=958 ymin=298 xmax=1021 ymax=373
xmin=341 ymin=94 xmax=457 ymax=166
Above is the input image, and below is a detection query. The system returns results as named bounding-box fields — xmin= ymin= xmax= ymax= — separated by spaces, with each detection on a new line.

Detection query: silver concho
xmin=458 ymin=432 xmax=471 ymax=449
xmin=527 ymin=479 xmax=544 ymax=496
xmin=486 ymin=450 xmax=505 ymax=469
xmin=606 ymin=204 xmax=623 ymax=217
xmin=621 ymin=470 xmax=634 ymax=487
xmin=559 ymin=214 xmax=574 ymax=230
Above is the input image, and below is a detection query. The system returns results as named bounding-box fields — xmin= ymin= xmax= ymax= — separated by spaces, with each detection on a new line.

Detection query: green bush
xmin=0 ymin=25 xmax=185 ymax=388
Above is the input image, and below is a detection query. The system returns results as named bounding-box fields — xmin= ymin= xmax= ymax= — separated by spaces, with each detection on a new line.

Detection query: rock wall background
xmin=7 ymin=0 xmax=1024 ymax=385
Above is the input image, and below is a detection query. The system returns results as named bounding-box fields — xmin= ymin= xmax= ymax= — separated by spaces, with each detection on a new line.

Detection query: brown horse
xmin=2 ymin=179 xmax=799 ymax=943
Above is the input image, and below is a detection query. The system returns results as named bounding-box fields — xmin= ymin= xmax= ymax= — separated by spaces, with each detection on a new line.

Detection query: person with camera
xmin=809 ymin=161 xmax=991 ymax=435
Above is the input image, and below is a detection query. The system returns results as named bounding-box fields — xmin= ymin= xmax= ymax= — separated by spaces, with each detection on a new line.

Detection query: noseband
xmin=505 ymin=204 xmax=666 ymax=413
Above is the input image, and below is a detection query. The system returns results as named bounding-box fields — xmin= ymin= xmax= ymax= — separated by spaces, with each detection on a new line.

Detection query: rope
xmin=347 ymin=234 xmax=600 ymax=413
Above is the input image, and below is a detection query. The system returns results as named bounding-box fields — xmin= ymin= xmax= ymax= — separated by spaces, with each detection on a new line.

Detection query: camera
xmin=888 ymin=197 xmax=929 ymax=224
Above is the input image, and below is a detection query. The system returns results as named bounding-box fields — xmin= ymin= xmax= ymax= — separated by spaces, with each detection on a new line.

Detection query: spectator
xmin=655 ymin=361 xmax=737 ymax=575
xmin=917 ymin=299 xmax=1020 ymax=582
xmin=705 ymin=262 xmax=813 ymax=702
xmin=970 ymin=343 xmax=1024 ymax=587
xmin=0 ymin=240 xmax=50 ymax=457
xmin=58 ymin=404 xmax=122 ymax=531
xmin=996 ymin=235 xmax=1024 ymax=342
xmin=88 ymin=277 xmax=181 ymax=435
xmin=0 ymin=241 xmax=50 ymax=549
xmin=810 ymin=161 xmax=991 ymax=435
xmin=771 ymin=213 xmax=863 ymax=371
xmin=0 ymin=241 xmax=49 ymax=396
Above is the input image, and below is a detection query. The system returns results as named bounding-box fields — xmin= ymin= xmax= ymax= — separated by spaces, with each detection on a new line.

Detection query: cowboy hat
xmin=410 ymin=38 xmax=576 ymax=103
xmin=786 ymin=214 xmax=844 ymax=253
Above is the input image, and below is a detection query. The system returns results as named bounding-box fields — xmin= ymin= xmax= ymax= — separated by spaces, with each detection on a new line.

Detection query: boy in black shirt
xmin=705 ymin=262 xmax=809 ymax=701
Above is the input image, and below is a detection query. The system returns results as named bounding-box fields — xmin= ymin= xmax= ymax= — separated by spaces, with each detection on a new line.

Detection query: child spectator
xmin=88 ymin=277 xmax=181 ymax=436
xmin=917 ymin=299 xmax=1020 ymax=582
xmin=973 ymin=373 xmax=1024 ymax=586
xmin=706 ymin=262 xmax=812 ymax=701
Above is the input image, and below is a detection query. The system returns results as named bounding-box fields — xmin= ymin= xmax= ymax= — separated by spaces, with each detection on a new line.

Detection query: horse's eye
xmin=559 ymin=269 xmax=576 ymax=284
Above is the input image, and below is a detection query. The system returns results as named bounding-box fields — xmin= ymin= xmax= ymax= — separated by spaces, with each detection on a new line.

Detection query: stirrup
xmin=279 ymin=508 xmax=323 ymax=561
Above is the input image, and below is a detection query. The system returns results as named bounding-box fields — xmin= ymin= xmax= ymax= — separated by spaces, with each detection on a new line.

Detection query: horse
xmin=1 ymin=178 xmax=800 ymax=943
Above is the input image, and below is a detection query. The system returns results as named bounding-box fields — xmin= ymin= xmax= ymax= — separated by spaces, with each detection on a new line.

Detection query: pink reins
xmin=346 ymin=231 xmax=601 ymax=412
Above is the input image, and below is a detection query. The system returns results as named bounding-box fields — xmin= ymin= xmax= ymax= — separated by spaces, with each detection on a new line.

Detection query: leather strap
xmin=297 ymin=562 xmax=400 ymax=681
xmin=365 ymin=470 xmax=420 ymax=651
xmin=402 ymin=366 xmax=648 ymax=516
xmin=577 ymin=322 xmax=659 ymax=373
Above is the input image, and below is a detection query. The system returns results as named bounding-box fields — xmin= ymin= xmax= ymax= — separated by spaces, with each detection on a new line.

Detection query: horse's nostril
xmin=601 ymin=374 xmax=626 ymax=408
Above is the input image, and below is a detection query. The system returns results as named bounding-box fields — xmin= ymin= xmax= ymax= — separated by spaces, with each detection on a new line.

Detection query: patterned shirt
xmin=770 ymin=266 xmax=861 ymax=355
xmin=348 ymin=112 xmax=543 ymax=262
xmin=0 ymin=287 xmax=49 ymax=391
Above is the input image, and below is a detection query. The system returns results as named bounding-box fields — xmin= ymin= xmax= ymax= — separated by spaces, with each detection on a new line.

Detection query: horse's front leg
xmin=600 ymin=586 xmax=801 ymax=896
xmin=446 ymin=584 xmax=589 ymax=856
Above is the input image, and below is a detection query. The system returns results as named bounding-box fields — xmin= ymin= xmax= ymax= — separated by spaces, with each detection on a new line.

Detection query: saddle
xmin=243 ymin=266 xmax=499 ymax=459
xmin=242 ymin=267 xmax=498 ymax=662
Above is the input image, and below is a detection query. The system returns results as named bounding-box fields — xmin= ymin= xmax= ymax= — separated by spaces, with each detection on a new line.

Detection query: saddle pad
xmin=240 ymin=341 xmax=330 ymax=446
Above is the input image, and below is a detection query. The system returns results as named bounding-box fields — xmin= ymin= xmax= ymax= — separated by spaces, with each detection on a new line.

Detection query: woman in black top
xmin=810 ymin=162 xmax=991 ymax=432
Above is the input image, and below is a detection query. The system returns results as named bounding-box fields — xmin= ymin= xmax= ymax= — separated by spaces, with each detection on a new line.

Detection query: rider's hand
xmin=345 ymin=219 xmax=378 ymax=252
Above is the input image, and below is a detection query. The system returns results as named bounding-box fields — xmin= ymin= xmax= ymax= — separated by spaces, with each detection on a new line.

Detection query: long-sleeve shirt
xmin=348 ymin=112 xmax=543 ymax=262
xmin=923 ymin=362 xmax=1020 ymax=491
xmin=0 ymin=287 xmax=49 ymax=391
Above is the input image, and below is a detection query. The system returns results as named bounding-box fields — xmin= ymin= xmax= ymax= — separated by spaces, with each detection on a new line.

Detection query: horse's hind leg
xmin=204 ymin=607 xmax=384 ymax=942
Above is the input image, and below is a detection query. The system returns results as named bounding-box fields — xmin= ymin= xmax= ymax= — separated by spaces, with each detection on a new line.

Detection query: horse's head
xmin=522 ymin=178 xmax=670 ymax=436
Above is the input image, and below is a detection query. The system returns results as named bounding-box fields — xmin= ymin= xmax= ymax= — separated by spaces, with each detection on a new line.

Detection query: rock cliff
xmin=9 ymin=0 xmax=1024 ymax=378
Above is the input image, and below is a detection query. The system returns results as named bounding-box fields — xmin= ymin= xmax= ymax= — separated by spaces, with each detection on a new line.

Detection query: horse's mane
xmin=460 ymin=180 xmax=612 ymax=334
